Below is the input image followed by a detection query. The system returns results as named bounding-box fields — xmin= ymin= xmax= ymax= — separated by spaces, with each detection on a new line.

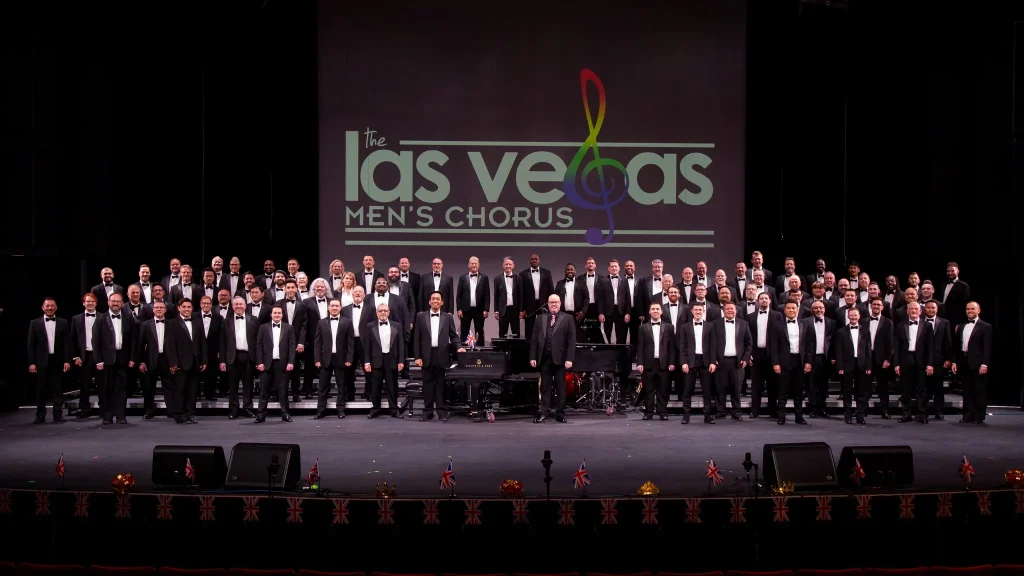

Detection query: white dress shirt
xmin=182 ymin=318 xmax=193 ymax=340
xmin=433 ymin=273 xmax=442 ymax=291
xmin=228 ymin=274 xmax=239 ymax=295
xmin=626 ymin=276 xmax=635 ymax=305
xmin=943 ymin=280 xmax=956 ymax=303
xmin=908 ymin=321 xmax=918 ymax=352
xmin=285 ymin=300 xmax=296 ymax=324
xmin=140 ymin=283 xmax=152 ymax=302
xmin=813 ymin=317 xmax=825 ymax=354
xmin=530 ymin=269 xmax=540 ymax=295
xmin=271 ymin=323 xmax=281 ymax=359
xmin=156 ymin=320 xmax=166 ymax=354
xmin=563 ymin=279 xmax=575 ymax=311
xmin=693 ymin=321 xmax=704 ymax=356
xmin=111 ymin=314 xmax=123 ymax=350
xmin=351 ymin=306 xmax=362 ymax=338
xmin=379 ymin=321 xmax=392 ymax=354
xmin=668 ymin=302 xmax=681 ymax=325
xmin=469 ymin=274 xmax=479 ymax=307
xmin=430 ymin=312 xmax=441 ymax=347
xmin=329 ymin=316 xmax=340 ymax=353
xmin=869 ymin=316 xmax=880 ymax=350
xmin=723 ymin=320 xmax=737 ymax=357
xmin=316 ymin=298 xmax=329 ymax=318
xmin=182 ymin=284 xmax=193 ymax=300
xmin=651 ymin=322 xmax=661 ymax=359
xmin=849 ymin=325 xmax=860 ymax=357
xmin=364 ymin=270 xmax=376 ymax=293
xmin=84 ymin=313 xmax=96 ymax=352
xmin=504 ymin=275 xmax=514 ymax=306
xmin=756 ymin=310 xmax=768 ymax=348
xmin=202 ymin=313 xmax=212 ymax=337
xmin=786 ymin=320 xmax=800 ymax=354
xmin=585 ymin=273 xmax=596 ymax=303
xmin=45 ymin=316 xmax=56 ymax=354
xmin=234 ymin=316 xmax=248 ymax=350
xmin=961 ymin=320 xmax=975 ymax=352
xmin=218 ymin=305 xmax=229 ymax=319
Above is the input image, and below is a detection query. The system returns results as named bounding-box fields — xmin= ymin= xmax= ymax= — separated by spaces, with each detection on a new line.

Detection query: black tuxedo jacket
xmin=802 ymin=316 xmax=835 ymax=360
xmin=884 ymin=290 xmax=906 ymax=311
xmin=801 ymin=298 xmax=837 ymax=319
xmin=342 ymin=303 xmax=375 ymax=340
xmin=368 ymin=292 xmax=410 ymax=340
xmin=278 ymin=299 xmax=308 ymax=343
xmin=129 ymin=282 xmax=156 ymax=304
xmin=926 ymin=316 xmax=954 ymax=366
xmin=775 ymin=273 xmax=802 ymax=296
xmin=198 ymin=312 xmax=222 ymax=364
xmin=745 ymin=268 xmax=774 ymax=287
xmin=955 ymin=319 xmax=993 ymax=370
xmin=737 ymin=300 xmax=761 ymax=323
xmin=747 ymin=308 xmax=784 ymax=358
xmin=707 ymin=318 xmax=753 ymax=366
xmin=636 ymin=321 xmax=676 ymax=370
xmin=218 ymin=273 xmax=243 ymax=298
xmin=636 ymin=275 xmax=664 ymax=320
xmin=727 ymin=277 xmax=750 ymax=301
xmin=89 ymin=283 xmax=124 ymax=312
xmin=419 ymin=273 xmax=455 ymax=314
xmin=601 ymin=275 xmax=630 ymax=317
xmin=519 ymin=267 xmax=555 ymax=313
xmin=805 ymin=273 xmax=826 ymax=291
xmin=254 ymin=273 xmax=276 ymax=292
xmin=413 ymin=311 xmax=460 ymax=366
xmin=402 ymin=271 xmax=422 ymax=312
xmin=893 ymin=319 xmax=935 ymax=368
xmin=303 ymin=297 xmax=330 ymax=342
xmin=690 ymin=300 xmax=721 ymax=322
xmin=246 ymin=301 xmax=273 ymax=325
xmin=27 ymin=316 xmax=71 ymax=368
xmin=528 ymin=312 xmax=577 ymax=365
xmin=314 ymin=316 xmax=355 ymax=368
xmin=168 ymin=316 xmax=208 ymax=370
xmin=220 ymin=314 xmax=259 ymax=365
xmin=388 ymin=282 xmax=417 ymax=319
xmin=256 ymin=323 xmax=296 ymax=367
xmin=456 ymin=273 xmax=490 ymax=312
xmin=864 ymin=315 xmax=894 ymax=365
xmin=833 ymin=303 xmax=864 ymax=327
xmin=677 ymin=320 xmax=714 ymax=367
xmin=197 ymin=284 xmax=220 ymax=304
xmin=159 ymin=274 xmax=182 ymax=293
xmin=555 ymin=278 xmax=589 ymax=315
xmin=771 ymin=317 xmax=812 ymax=366
xmin=660 ymin=300 xmax=690 ymax=328
xmin=708 ymin=284 xmax=738 ymax=307
xmin=752 ymin=285 xmax=778 ymax=307
xmin=71 ymin=311 xmax=105 ymax=363
xmin=168 ymin=283 xmax=202 ymax=307
xmin=96 ymin=311 xmax=139 ymax=367
xmin=139 ymin=318 xmax=176 ymax=369
xmin=676 ymin=283 xmax=699 ymax=305
xmin=834 ymin=324 xmax=873 ymax=372
xmin=363 ymin=320 xmax=406 ymax=368
xmin=493 ymin=274 xmax=523 ymax=316
xmin=941 ymin=280 xmax=970 ymax=324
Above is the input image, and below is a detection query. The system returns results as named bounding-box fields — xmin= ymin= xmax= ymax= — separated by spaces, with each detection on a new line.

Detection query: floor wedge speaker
xmin=763 ymin=442 xmax=838 ymax=491
xmin=152 ymin=445 xmax=227 ymax=489
xmin=837 ymin=445 xmax=914 ymax=488
xmin=225 ymin=443 xmax=302 ymax=490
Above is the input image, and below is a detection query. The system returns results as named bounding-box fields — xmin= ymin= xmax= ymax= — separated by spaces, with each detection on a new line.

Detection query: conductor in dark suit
xmin=519 ymin=254 xmax=556 ymax=343
xmin=314 ymin=298 xmax=354 ymax=419
xmin=803 ymin=300 xmax=835 ymax=418
xmin=923 ymin=300 xmax=953 ymax=419
xmin=708 ymin=303 xmax=752 ymax=420
xmin=893 ymin=301 xmax=935 ymax=423
xmin=636 ymin=302 xmax=676 ymax=420
xmin=678 ymin=302 xmax=715 ymax=424
xmin=219 ymin=296 xmax=259 ymax=419
xmin=255 ymin=305 xmax=296 ymax=423
xmin=27 ymin=298 xmax=71 ymax=423
xmin=529 ymin=294 xmax=577 ymax=423
xmin=364 ymin=302 xmax=406 ymax=419
xmin=95 ymin=293 xmax=138 ymax=424
xmin=414 ymin=291 xmax=464 ymax=421
xmin=773 ymin=302 xmax=809 ymax=425
xmin=168 ymin=298 xmax=208 ymax=424
xmin=493 ymin=257 xmax=522 ymax=338
xmin=456 ymin=257 xmax=490 ymax=345
xmin=952 ymin=301 xmax=993 ymax=424
xmin=834 ymin=307 xmax=873 ymax=425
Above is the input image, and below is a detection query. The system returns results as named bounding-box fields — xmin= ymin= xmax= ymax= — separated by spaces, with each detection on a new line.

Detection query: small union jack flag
xmin=440 ymin=458 xmax=455 ymax=489
xmin=512 ymin=499 xmax=530 ymax=524
xmin=573 ymin=460 xmax=591 ymax=489
xmin=600 ymin=499 xmax=618 ymax=525
xmin=899 ymin=494 xmax=915 ymax=519
xmin=558 ymin=500 xmax=575 ymax=525
xmin=285 ymin=497 xmax=303 ymax=523
xmin=0 ymin=490 xmax=10 ymax=514
xmin=377 ymin=499 xmax=394 ymax=525
xmin=641 ymin=498 xmax=659 ymax=525
xmin=35 ymin=491 xmax=51 ymax=516
xmin=243 ymin=496 xmax=260 ymax=522
xmin=706 ymin=459 xmax=723 ymax=485
xmin=936 ymin=492 xmax=953 ymax=518
xmin=977 ymin=491 xmax=992 ymax=515
xmin=115 ymin=494 xmax=132 ymax=519
xmin=958 ymin=454 xmax=975 ymax=484
xmin=685 ymin=498 xmax=702 ymax=523
xmin=156 ymin=494 xmax=173 ymax=521
xmin=730 ymin=498 xmax=747 ymax=523
xmin=422 ymin=499 xmax=440 ymax=524
xmin=74 ymin=492 xmax=90 ymax=518
xmin=331 ymin=498 xmax=349 ymax=525
xmin=815 ymin=496 xmax=832 ymax=521
xmin=464 ymin=499 xmax=482 ymax=525
xmin=55 ymin=454 xmax=65 ymax=478
xmin=306 ymin=459 xmax=320 ymax=487
xmin=850 ymin=458 xmax=866 ymax=485
xmin=772 ymin=496 xmax=790 ymax=522
xmin=465 ymin=333 xmax=476 ymax=348
xmin=184 ymin=458 xmax=195 ymax=480
xmin=855 ymin=495 xmax=873 ymax=519
xmin=198 ymin=495 xmax=215 ymax=522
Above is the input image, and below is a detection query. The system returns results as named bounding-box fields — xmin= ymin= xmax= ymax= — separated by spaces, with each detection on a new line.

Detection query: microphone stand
xmin=526 ymin=304 xmax=549 ymax=319
xmin=266 ymin=456 xmax=280 ymax=525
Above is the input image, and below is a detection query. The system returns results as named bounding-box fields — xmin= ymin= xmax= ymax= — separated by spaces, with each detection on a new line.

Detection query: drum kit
xmin=563 ymin=370 xmax=625 ymax=412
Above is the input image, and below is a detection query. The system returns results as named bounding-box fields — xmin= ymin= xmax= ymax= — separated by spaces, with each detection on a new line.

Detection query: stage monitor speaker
xmin=837 ymin=445 xmax=914 ymax=488
xmin=762 ymin=442 xmax=838 ymax=491
xmin=152 ymin=445 xmax=227 ymax=489
xmin=225 ymin=443 xmax=302 ymax=490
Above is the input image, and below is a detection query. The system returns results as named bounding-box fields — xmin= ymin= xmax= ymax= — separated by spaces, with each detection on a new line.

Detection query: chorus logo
xmin=343 ymin=69 xmax=714 ymax=247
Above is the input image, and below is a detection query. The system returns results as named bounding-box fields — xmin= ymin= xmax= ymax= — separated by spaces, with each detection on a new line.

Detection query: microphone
xmin=742 ymin=452 xmax=753 ymax=473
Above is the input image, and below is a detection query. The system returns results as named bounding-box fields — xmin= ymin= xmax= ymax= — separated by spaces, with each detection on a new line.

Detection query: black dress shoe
xmin=794 ymin=417 xmax=808 ymax=425
xmin=54 ymin=414 xmax=66 ymax=423
xmin=731 ymin=414 xmax=743 ymax=421
xmin=254 ymin=415 xmax=266 ymax=423
xmin=705 ymin=416 xmax=715 ymax=424
xmin=187 ymin=416 xmax=197 ymax=424
xmin=367 ymin=412 xmax=380 ymax=419
xmin=777 ymin=417 xmax=785 ymax=425
xmin=228 ymin=410 xmax=238 ymax=420
xmin=642 ymin=414 xmax=653 ymax=421
xmin=934 ymin=413 xmax=945 ymax=420
xmin=974 ymin=420 xmax=987 ymax=426
xmin=845 ymin=416 xmax=854 ymax=424
xmin=243 ymin=408 xmax=255 ymax=418
xmin=659 ymin=414 xmax=668 ymax=421
xmin=143 ymin=410 xmax=155 ymax=419
xmin=314 ymin=412 xmax=326 ymax=419
xmin=857 ymin=416 xmax=866 ymax=425
xmin=534 ymin=415 xmax=547 ymax=423
xmin=555 ymin=414 xmax=566 ymax=423
xmin=337 ymin=412 xmax=346 ymax=419
xmin=681 ymin=415 xmax=690 ymax=425
xmin=899 ymin=416 xmax=914 ymax=423
xmin=282 ymin=414 xmax=293 ymax=422
xmin=102 ymin=419 xmax=113 ymax=425
xmin=117 ymin=418 xmax=128 ymax=425
xmin=34 ymin=416 xmax=45 ymax=424
xmin=391 ymin=412 xmax=403 ymax=419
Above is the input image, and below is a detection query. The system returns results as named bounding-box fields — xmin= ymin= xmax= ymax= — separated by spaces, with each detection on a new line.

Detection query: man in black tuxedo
xmin=691 ymin=284 xmax=721 ymax=322
xmin=774 ymin=257 xmax=800 ymax=296
xmin=519 ymin=253 xmax=555 ymax=343
xmin=96 ymin=293 xmax=138 ymax=424
xmin=343 ymin=287 xmax=374 ymax=401
xmin=27 ymin=298 xmax=71 ymax=423
xmin=677 ymin=302 xmax=715 ymax=424
xmin=140 ymin=284 xmax=178 ymax=322
xmin=529 ymin=294 xmax=576 ymax=423
xmin=834 ymin=289 xmax=866 ymax=328
xmin=456 ymin=256 xmax=489 ymax=345
xmin=555 ymin=263 xmax=589 ymax=342
xmin=941 ymin=262 xmax=971 ymax=327
xmin=138 ymin=300 xmax=175 ymax=419
xmin=89 ymin=267 xmax=124 ymax=313
xmin=131 ymin=264 xmax=155 ymax=304
xmin=803 ymin=300 xmax=835 ymax=418
xmin=398 ymin=257 xmax=421 ymax=312
xmin=314 ymin=298 xmax=354 ymax=419
xmin=923 ymin=300 xmax=953 ymax=420
xmin=247 ymin=285 xmax=272 ymax=324
xmin=636 ymin=259 xmax=665 ymax=325
xmin=708 ymin=302 xmax=752 ymax=420
xmin=159 ymin=257 xmax=182 ymax=292
xmin=219 ymin=296 xmax=259 ymax=419
xmin=168 ymin=265 xmax=200 ymax=307
xmin=197 ymin=295 xmax=223 ymax=401
xmin=305 ymin=279 xmax=332 ymax=396
xmin=386 ymin=266 xmax=417 ymax=320
xmin=71 ymin=292 xmax=104 ymax=419
xmin=580 ymin=257 xmax=607 ymax=343
xmin=414 ymin=291 xmax=464 ymax=421
xmin=255 ymin=305 xmax=296 ymax=423
xmin=834 ymin=307 xmax=873 ymax=425
xmin=864 ymin=298 xmax=895 ymax=418
xmin=218 ymin=256 xmax=243 ymax=298
xmin=893 ymin=301 xmax=935 ymax=423
xmin=168 ymin=298 xmax=208 ymax=424
xmin=364 ymin=302 xmax=406 ymax=419
xmin=661 ymin=285 xmax=690 ymax=329
xmin=600 ymin=259 xmax=629 ymax=345
xmin=745 ymin=250 xmax=773 ymax=288
xmin=749 ymin=292 xmax=782 ymax=418
xmin=278 ymin=279 xmax=309 ymax=402
xmin=199 ymin=267 xmax=220 ymax=303
xmin=493 ymin=257 xmax=522 ymax=338
xmin=750 ymin=269 xmax=777 ymax=308
xmin=773 ymin=302 xmax=809 ymax=425
xmin=357 ymin=255 xmax=385 ymax=295
xmin=802 ymin=281 xmax=837 ymax=320
xmin=952 ymin=301 xmax=993 ymax=424
xmin=254 ymin=259 xmax=277 ymax=292
xmin=420 ymin=257 xmax=455 ymax=314
xmin=805 ymin=258 xmax=827 ymax=290
xmin=636 ymin=302 xmax=676 ymax=420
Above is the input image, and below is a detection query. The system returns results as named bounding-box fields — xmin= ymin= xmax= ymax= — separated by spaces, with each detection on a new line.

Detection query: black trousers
xmin=226 ymin=351 xmax=255 ymax=410
xmin=807 ymin=354 xmax=830 ymax=414
xmin=422 ymin=349 xmax=447 ymax=416
xmin=460 ymin=307 xmax=485 ymax=345
xmin=347 ymin=338 xmax=366 ymax=401
xmin=288 ymin=349 xmax=307 ymax=398
xmin=102 ymin=354 xmax=129 ymax=420
xmin=539 ymin=353 xmax=566 ymax=415
xmin=840 ymin=368 xmax=872 ymax=417
xmin=583 ymin=307 xmax=602 ymax=343
xmin=144 ymin=354 xmax=171 ymax=412
xmin=643 ymin=367 xmax=670 ymax=415
xmin=750 ymin=346 xmax=776 ymax=415
xmin=302 ymin=347 xmax=318 ymax=396
xmin=899 ymin=362 xmax=927 ymax=417
xmin=126 ymin=364 xmax=142 ymax=398
xmin=174 ymin=364 xmax=200 ymax=418
xmin=682 ymin=355 xmax=712 ymax=416
xmin=497 ymin=308 xmax=521 ymax=338
xmin=925 ymin=368 xmax=946 ymax=415
xmin=370 ymin=353 xmax=399 ymax=414
xmin=872 ymin=361 xmax=892 ymax=410
xmin=200 ymin=360 xmax=219 ymax=400
xmin=257 ymin=360 xmax=289 ymax=416
xmin=317 ymin=362 xmax=346 ymax=411
xmin=603 ymin=312 xmax=628 ymax=345
xmin=35 ymin=355 xmax=64 ymax=418
xmin=716 ymin=357 xmax=743 ymax=418
xmin=778 ymin=354 xmax=805 ymax=419
xmin=524 ymin=309 xmax=541 ymax=352
xmin=960 ymin=360 xmax=987 ymax=422
xmin=79 ymin=351 xmax=102 ymax=414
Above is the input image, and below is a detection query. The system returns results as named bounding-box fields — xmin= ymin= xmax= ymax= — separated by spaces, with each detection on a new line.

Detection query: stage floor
xmin=0 ymin=405 xmax=1018 ymax=497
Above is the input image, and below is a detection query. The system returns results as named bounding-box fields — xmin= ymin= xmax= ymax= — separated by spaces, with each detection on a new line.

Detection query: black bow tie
xmin=110 ymin=314 xmax=121 ymax=319
xmin=587 ymin=274 xmax=594 ymax=277
xmin=219 ymin=305 xmax=227 ymax=310
xmin=330 ymin=317 xmax=339 ymax=321
xmin=506 ymin=275 xmax=513 ymax=278
xmin=859 ymin=288 xmax=867 ymax=292
xmin=353 ymin=305 xmax=360 ymax=309
xmin=434 ymin=273 xmax=442 ymax=277
xmin=364 ymin=272 xmax=373 ymax=275
xmin=653 ymin=277 xmax=661 ymax=282
xmin=203 ymin=313 xmax=211 ymax=318
xmin=651 ymin=322 xmax=660 ymax=325
xmin=610 ymin=275 xmax=618 ymax=280
xmin=318 ymin=298 xmax=326 ymax=303
xmin=104 ymin=283 xmax=113 ymax=287
xmin=141 ymin=283 xmax=149 ymax=287
xmin=273 ymin=323 xmax=281 ymax=328
xmin=670 ymin=303 xmax=677 ymax=306
xmin=788 ymin=320 xmax=796 ymax=324
xmin=909 ymin=321 xmax=918 ymax=325
xmin=401 ymin=273 xmax=408 ymax=277
xmin=927 ymin=318 xmax=934 ymax=322
xmin=967 ymin=320 xmax=976 ymax=324
xmin=694 ymin=322 xmax=703 ymax=326
xmin=286 ymin=300 xmax=296 ymax=304
xmin=231 ymin=273 xmax=238 ymax=276
xmin=850 ymin=325 xmax=859 ymax=329
xmin=379 ymin=321 xmax=388 ymax=326
xmin=252 ymin=304 xmax=260 ymax=308
xmin=334 ymin=276 xmax=342 ymax=280
xmin=155 ymin=320 xmax=164 ymax=324
xmin=86 ymin=313 xmax=96 ymax=317
xmin=870 ymin=317 xmax=879 ymax=321
xmin=470 ymin=273 xmax=478 ymax=277
xmin=726 ymin=320 xmax=734 ymax=324
xmin=737 ymin=278 xmax=745 ymax=282
xmin=759 ymin=311 xmax=767 ymax=314
xmin=815 ymin=318 xmax=823 ymax=323
xmin=236 ymin=315 xmax=245 ymax=320
xmin=172 ymin=276 xmax=178 ymax=279
xmin=206 ymin=285 xmax=215 ymax=290
xmin=45 ymin=317 xmax=55 ymax=322
xmin=697 ymin=277 xmax=705 ymax=281
xmin=131 ymin=304 xmax=140 ymax=309
xmin=626 ymin=276 xmax=633 ymax=280
xmin=531 ymin=269 xmax=539 ymax=273
xmin=431 ymin=313 xmax=440 ymax=317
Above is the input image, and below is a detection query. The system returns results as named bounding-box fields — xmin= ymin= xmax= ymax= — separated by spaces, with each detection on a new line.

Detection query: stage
xmin=0 ymin=404 xmax=1018 ymax=496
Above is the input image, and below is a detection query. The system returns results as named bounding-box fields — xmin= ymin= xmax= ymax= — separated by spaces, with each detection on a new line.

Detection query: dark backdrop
xmin=2 ymin=0 xmax=1021 ymax=405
